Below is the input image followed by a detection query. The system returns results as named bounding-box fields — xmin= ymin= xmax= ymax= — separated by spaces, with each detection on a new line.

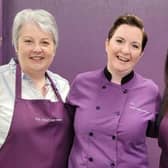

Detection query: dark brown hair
xmin=160 ymin=49 xmax=168 ymax=116
xmin=107 ymin=14 xmax=148 ymax=52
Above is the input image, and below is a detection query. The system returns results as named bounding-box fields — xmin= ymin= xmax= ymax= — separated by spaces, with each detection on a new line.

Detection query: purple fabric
xmin=67 ymin=69 xmax=160 ymax=168
xmin=0 ymin=64 xmax=73 ymax=168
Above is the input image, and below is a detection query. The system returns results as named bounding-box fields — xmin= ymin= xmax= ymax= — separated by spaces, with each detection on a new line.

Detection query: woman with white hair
xmin=0 ymin=9 xmax=73 ymax=168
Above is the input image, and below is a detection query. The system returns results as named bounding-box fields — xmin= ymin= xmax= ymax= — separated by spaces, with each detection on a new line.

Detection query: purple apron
xmin=0 ymin=64 xmax=73 ymax=168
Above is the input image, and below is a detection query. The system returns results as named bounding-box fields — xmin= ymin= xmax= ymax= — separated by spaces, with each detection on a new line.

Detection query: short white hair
xmin=12 ymin=8 xmax=59 ymax=51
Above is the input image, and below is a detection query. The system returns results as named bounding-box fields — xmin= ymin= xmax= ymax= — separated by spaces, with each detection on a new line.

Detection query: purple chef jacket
xmin=158 ymin=113 xmax=168 ymax=168
xmin=66 ymin=68 xmax=160 ymax=168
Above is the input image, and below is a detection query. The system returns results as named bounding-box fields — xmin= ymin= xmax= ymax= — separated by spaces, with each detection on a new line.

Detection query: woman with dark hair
xmin=158 ymin=50 xmax=168 ymax=168
xmin=66 ymin=14 xmax=161 ymax=168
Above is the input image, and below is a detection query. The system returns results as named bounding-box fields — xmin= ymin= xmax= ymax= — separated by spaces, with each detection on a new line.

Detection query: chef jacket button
xmin=96 ymin=106 xmax=100 ymax=110
xmin=111 ymin=162 xmax=115 ymax=167
xmin=102 ymin=85 xmax=107 ymax=89
xmin=89 ymin=132 xmax=94 ymax=136
xmin=123 ymin=89 xmax=128 ymax=94
xmin=88 ymin=157 xmax=93 ymax=162
xmin=115 ymin=111 xmax=120 ymax=116
xmin=112 ymin=135 xmax=116 ymax=140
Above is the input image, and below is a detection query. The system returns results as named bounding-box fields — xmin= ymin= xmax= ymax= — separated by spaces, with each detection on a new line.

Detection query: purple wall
xmin=2 ymin=1 xmax=168 ymax=167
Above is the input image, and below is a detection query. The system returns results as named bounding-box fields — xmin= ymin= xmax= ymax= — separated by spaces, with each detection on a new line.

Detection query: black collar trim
xmin=103 ymin=67 xmax=134 ymax=84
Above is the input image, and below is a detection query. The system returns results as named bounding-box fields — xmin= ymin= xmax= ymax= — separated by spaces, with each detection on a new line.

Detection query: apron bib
xmin=0 ymin=64 xmax=73 ymax=168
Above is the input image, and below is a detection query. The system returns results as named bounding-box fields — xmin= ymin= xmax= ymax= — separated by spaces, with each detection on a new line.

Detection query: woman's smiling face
xmin=105 ymin=24 xmax=143 ymax=77
xmin=16 ymin=22 xmax=56 ymax=76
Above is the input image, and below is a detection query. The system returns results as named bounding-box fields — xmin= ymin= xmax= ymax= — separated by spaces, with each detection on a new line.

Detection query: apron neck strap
xmin=15 ymin=64 xmax=63 ymax=102
xmin=45 ymin=72 xmax=63 ymax=102
xmin=16 ymin=63 xmax=22 ymax=99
